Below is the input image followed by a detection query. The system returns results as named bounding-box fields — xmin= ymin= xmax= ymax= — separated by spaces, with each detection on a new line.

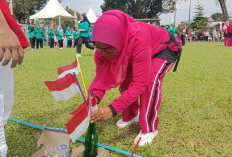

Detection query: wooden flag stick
xmin=75 ymin=55 xmax=88 ymax=97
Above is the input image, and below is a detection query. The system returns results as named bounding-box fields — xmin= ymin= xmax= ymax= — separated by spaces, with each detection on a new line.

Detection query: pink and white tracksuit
xmin=89 ymin=10 xmax=182 ymax=134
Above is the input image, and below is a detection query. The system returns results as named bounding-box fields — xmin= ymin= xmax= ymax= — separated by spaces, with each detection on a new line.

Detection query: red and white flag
xmin=65 ymin=97 xmax=98 ymax=142
xmin=58 ymin=60 xmax=80 ymax=79
xmin=44 ymin=73 xmax=80 ymax=101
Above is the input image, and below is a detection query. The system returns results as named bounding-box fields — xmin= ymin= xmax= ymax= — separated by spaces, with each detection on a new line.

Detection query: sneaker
xmin=134 ymin=130 xmax=158 ymax=146
xmin=116 ymin=112 xmax=139 ymax=128
xmin=77 ymin=54 xmax=81 ymax=57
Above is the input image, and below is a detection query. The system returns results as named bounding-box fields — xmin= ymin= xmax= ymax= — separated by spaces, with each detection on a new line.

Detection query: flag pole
xmin=75 ymin=55 xmax=88 ymax=97
xmin=130 ymin=137 xmax=141 ymax=157
xmin=73 ymin=72 xmax=86 ymax=102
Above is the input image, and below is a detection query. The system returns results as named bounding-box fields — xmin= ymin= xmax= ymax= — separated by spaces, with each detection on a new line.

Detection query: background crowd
xmin=162 ymin=20 xmax=232 ymax=47
xmin=27 ymin=15 xmax=94 ymax=57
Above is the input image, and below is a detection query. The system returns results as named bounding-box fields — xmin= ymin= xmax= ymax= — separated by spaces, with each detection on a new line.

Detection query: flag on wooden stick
xmin=65 ymin=97 xmax=98 ymax=142
xmin=58 ymin=60 xmax=80 ymax=79
xmin=44 ymin=73 xmax=81 ymax=101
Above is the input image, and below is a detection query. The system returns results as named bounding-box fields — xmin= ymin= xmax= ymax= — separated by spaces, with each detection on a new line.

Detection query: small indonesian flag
xmin=58 ymin=60 xmax=80 ymax=79
xmin=65 ymin=97 xmax=98 ymax=142
xmin=44 ymin=73 xmax=80 ymax=101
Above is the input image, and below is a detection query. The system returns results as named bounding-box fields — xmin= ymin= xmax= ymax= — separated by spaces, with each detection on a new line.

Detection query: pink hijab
xmin=223 ymin=21 xmax=229 ymax=32
xmin=89 ymin=10 xmax=139 ymax=91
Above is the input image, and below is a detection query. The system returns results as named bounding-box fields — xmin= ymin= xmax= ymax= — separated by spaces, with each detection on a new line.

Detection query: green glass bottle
xmin=84 ymin=122 xmax=98 ymax=157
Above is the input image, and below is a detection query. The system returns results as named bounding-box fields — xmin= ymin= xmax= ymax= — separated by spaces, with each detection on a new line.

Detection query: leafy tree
xmin=191 ymin=3 xmax=208 ymax=31
xmin=101 ymin=0 xmax=175 ymax=18
xmin=61 ymin=6 xmax=79 ymax=31
xmin=211 ymin=13 xmax=223 ymax=21
xmin=6 ymin=0 xmax=62 ymax=23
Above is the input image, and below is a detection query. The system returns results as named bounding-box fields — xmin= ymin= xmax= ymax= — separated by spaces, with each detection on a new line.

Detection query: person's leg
xmin=0 ymin=67 xmax=14 ymax=157
xmin=58 ymin=40 xmax=61 ymax=48
xmin=77 ymin=36 xmax=83 ymax=54
xmin=51 ymin=39 xmax=54 ymax=48
xmin=139 ymin=58 xmax=173 ymax=134
xmin=60 ymin=40 xmax=63 ymax=48
xmin=120 ymin=66 xmax=139 ymax=122
xmin=74 ymin=39 xmax=78 ymax=48
xmin=40 ymin=39 xmax=43 ymax=49
xmin=84 ymin=37 xmax=94 ymax=50
xmin=36 ymin=39 xmax=39 ymax=49
xmin=181 ymin=35 xmax=185 ymax=46
xmin=228 ymin=37 xmax=232 ymax=47
xmin=29 ymin=38 xmax=33 ymax=49
xmin=32 ymin=38 xmax=35 ymax=49
xmin=49 ymin=38 xmax=52 ymax=48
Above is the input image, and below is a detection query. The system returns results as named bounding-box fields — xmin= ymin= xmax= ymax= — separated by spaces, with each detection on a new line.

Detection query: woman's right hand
xmin=0 ymin=10 xmax=24 ymax=68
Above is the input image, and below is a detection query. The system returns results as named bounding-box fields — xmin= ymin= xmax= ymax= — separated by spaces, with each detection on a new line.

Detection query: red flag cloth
xmin=70 ymin=97 xmax=97 ymax=115
xmin=58 ymin=60 xmax=80 ymax=79
xmin=44 ymin=73 xmax=80 ymax=101
xmin=0 ymin=0 xmax=29 ymax=49
xmin=65 ymin=98 xmax=98 ymax=142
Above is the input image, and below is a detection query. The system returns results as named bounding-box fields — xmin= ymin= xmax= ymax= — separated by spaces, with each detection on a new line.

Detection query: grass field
xmin=5 ymin=42 xmax=232 ymax=157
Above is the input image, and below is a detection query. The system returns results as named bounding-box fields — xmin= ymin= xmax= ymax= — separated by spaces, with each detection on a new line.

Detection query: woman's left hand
xmin=91 ymin=106 xmax=113 ymax=123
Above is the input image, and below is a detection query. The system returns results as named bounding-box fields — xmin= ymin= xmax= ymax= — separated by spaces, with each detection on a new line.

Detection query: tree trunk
xmin=218 ymin=0 xmax=229 ymax=21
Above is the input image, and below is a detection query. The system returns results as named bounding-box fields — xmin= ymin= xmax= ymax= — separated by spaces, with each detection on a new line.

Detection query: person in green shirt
xmin=28 ymin=24 xmax=34 ymax=49
xmin=47 ymin=26 xmax=55 ymax=49
xmin=65 ymin=26 xmax=73 ymax=48
xmin=56 ymin=25 xmax=64 ymax=49
xmin=73 ymin=27 xmax=79 ymax=48
xmin=35 ymin=25 xmax=44 ymax=49
xmin=165 ymin=23 xmax=176 ymax=36
xmin=76 ymin=15 xmax=94 ymax=57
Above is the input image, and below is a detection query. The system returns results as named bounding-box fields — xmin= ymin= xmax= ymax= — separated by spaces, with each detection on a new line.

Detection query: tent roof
xmin=86 ymin=7 xmax=98 ymax=23
xmin=30 ymin=0 xmax=76 ymax=20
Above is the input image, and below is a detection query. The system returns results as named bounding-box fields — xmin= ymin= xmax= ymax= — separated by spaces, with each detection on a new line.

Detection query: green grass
xmin=6 ymin=43 xmax=232 ymax=157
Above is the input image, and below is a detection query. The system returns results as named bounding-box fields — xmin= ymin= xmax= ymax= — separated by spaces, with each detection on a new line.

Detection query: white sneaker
xmin=134 ymin=130 xmax=158 ymax=146
xmin=116 ymin=112 xmax=139 ymax=128
xmin=77 ymin=54 xmax=81 ymax=57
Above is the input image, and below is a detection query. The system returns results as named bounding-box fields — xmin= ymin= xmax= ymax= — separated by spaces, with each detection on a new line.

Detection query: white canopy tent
xmin=86 ymin=7 xmax=98 ymax=24
xmin=29 ymin=0 xmax=76 ymax=24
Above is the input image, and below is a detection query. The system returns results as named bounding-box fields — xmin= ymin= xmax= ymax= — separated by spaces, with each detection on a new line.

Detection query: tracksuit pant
xmin=36 ymin=39 xmax=43 ymax=49
xmin=58 ymin=40 xmax=63 ymax=48
xmin=227 ymin=37 xmax=232 ymax=47
xmin=49 ymin=38 xmax=54 ymax=49
xmin=67 ymin=40 xmax=72 ymax=48
xmin=120 ymin=58 xmax=173 ymax=133
xmin=76 ymin=36 xmax=94 ymax=54
xmin=0 ymin=62 xmax=14 ymax=157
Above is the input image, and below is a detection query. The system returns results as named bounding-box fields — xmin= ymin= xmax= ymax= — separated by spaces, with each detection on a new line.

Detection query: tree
xmin=101 ymin=0 xmax=175 ymax=19
xmin=61 ymin=6 xmax=79 ymax=31
xmin=191 ymin=3 xmax=208 ymax=31
xmin=211 ymin=13 xmax=223 ymax=21
xmin=6 ymin=0 xmax=62 ymax=23
xmin=217 ymin=0 xmax=229 ymax=21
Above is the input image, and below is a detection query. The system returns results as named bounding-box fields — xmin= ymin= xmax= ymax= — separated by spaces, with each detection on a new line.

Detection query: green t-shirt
xmin=28 ymin=25 xmax=33 ymax=39
xmin=56 ymin=29 xmax=64 ymax=41
xmin=65 ymin=29 xmax=73 ymax=41
xmin=47 ymin=29 xmax=55 ymax=39
xmin=79 ymin=21 xmax=90 ymax=37
xmin=73 ymin=30 xmax=79 ymax=39
xmin=36 ymin=28 xmax=43 ymax=39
